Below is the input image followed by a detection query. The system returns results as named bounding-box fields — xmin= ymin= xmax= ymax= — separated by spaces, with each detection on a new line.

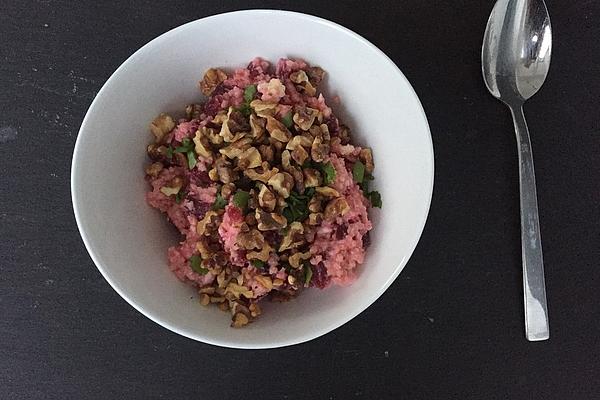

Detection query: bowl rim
xmin=71 ymin=9 xmax=434 ymax=349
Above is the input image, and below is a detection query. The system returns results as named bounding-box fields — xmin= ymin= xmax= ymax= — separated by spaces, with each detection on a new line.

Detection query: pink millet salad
xmin=144 ymin=57 xmax=381 ymax=327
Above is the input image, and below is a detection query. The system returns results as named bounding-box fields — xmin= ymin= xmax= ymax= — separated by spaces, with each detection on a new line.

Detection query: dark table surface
xmin=2 ymin=1 xmax=599 ymax=399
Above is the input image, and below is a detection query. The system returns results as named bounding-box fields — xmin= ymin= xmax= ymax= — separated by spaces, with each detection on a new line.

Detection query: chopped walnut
xmin=199 ymin=294 xmax=210 ymax=306
xmin=237 ymin=146 xmax=262 ymax=169
xmin=359 ymin=148 xmax=374 ymax=173
xmin=145 ymin=162 xmax=163 ymax=178
xmin=196 ymin=211 xmax=219 ymax=236
xmin=193 ymin=130 xmax=213 ymax=158
xmin=289 ymin=166 xmax=305 ymax=194
xmin=221 ymin=182 xmax=235 ymax=198
xmin=199 ymin=126 xmax=223 ymax=145
xmin=245 ymin=213 xmax=257 ymax=226
xmin=199 ymin=286 xmax=215 ymax=295
xmin=267 ymin=172 xmax=294 ymax=198
xmin=254 ymin=275 xmax=273 ymax=291
xmin=290 ymin=70 xmax=309 ymax=84
xmin=208 ymin=168 xmax=219 ymax=181
xmin=185 ymin=104 xmax=203 ymax=120
xmin=247 ymin=242 xmax=273 ymax=262
xmin=255 ymin=210 xmax=287 ymax=231
xmin=236 ymin=229 xmax=265 ymax=250
xmin=249 ymin=303 xmax=262 ymax=318
xmin=231 ymin=312 xmax=249 ymax=328
xmin=258 ymin=184 xmax=277 ymax=212
xmin=147 ymin=144 xmax=165 ymax=161
xmin=292 ymin=107 xmax=318 ymax=130
xmin=339 ymin=124 xmax=351 ymax=144
xmin=279 ymin=222 xmax=305 ymax=251
xmin=212 ymin=111 xmax=228 ymax=125
xmin=315 ymin=186 xmax=340 ymax=198
xmin=159 ymin=177 xmax=183 ymax=197
xmin=196 ymin=241 xmax=212 ymax=259
xmin=307 ymin=66 xmax=326 ymax=86
xmin=244 ymin=163 xmax=279 ymax=183
xmin=324 ymin=197 xmax=350 ymax=219
xmin=219 ymin=137 xmax=253 ymax=159
xmin=149 ymin=113 xmax=175 ymax=144
xmin=214 ymin=156 xmax=237 ymax=184
xmin=220 ymin=107 xmax=250 ymax=143
xmin=311 ymin=136 xmax=329 ymax=162
xmin=291 ymin=145 xmax=309 ymax=165
xmin=308 ymin=196 xmax=323 ymax=213
xmin=200 ymin=68 xmax=227 ymax=96
xmin=250 ymin=99 xmax=277 ymax=118
xmin=290 ymin=71 xmax=316 ymax=96
xmin=307 ymin=212 xmax=323 ymax=226
xmin=265 ymin=116 xmax=292 ymax=143
xmin=288 ymin=251 xmax=312 ymax=269
xmin=226 ymin=282 xmax=254 ymax=299
xmin=258 ymin=144 xmax=275 ymax=163
xmin=286 ymin=135 xmax=313 ymax=151
xmin=303 ymin=168 xmax=322 ymax=188
xmin=281 ymin=150 xmax=292 ymax=171
xmin=249 ymin=113 xmax=266 ymax=139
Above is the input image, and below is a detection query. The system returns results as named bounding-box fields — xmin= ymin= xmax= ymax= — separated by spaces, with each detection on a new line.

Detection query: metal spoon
xmin=482 ymin=0 xmax=551 ymax=341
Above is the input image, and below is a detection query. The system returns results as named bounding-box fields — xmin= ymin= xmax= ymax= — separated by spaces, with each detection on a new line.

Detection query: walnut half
xmin=150 ymin=113 xmax=175 ymax=144
xmin=200 ymin=68 xmax=227 ymax=96
xmin=255 ymin=210 xmax=287 ymax=231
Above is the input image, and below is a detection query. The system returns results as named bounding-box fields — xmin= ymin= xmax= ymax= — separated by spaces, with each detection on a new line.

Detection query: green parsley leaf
xmin=189 ymin=255 xmax=208 ymax=275
xmin=232 ymin=190 xmax=250 ymax=210
xmin=211 ymin=193 xmax=227 ymax=210
xmin=369 ymin=191 xmax=382 ymax=208
xmin=237 ymin=103 xmax=252 ymax=117
xmin=304 ymin=187 xmax=315 ymax=198
xmin=282 ymin=189 xmax=314 ymax=223
xmin=175 ymin=138 xmax=194 ymax=153
xmin=304 ymin=265 xmax=313 ymax=286
xmin=175 ymin=190 xmax=186 ymax=204
xmin=352 ymin=160 xmax=365 ymax=184
xmin=281 ymin=112 xmax=293 ymax=129
xmin=321 ymin=162 xmax=336 ymax=185
xmin=187 ymin=151 xmax=197 ymax=169
xmin=244 ymin=85 xmax=257 ymax=103
xmin=165 ymin=146 xmax=174 ymax=159
xmin=251 ymin=259 xmax=265 ymax=269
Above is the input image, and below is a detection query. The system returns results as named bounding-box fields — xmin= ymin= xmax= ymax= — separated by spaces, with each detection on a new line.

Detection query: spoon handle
xmin=509 ymin=105 xmax=550 ymax=341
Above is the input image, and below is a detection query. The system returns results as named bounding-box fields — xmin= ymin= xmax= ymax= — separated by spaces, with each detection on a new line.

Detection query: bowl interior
xmin=72 ymin=10 xmax=433 ymax=348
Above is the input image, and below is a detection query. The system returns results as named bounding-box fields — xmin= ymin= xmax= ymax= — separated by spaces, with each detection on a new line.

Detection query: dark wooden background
xmin=1 ymin=1 xmax=598 ymax=399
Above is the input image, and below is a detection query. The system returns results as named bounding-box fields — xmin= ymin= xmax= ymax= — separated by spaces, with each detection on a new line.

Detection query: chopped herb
xmin=281 ymin=112 xmax=293 ymax=129
xmin=304 ymin=265 xmax=313 ymax=286
xmin=352 ymin=160 xmax=365 ymax=184
xmin=211 ymin=193 xmax=227 ymax=210
xmin=175 ymin=190 xmax=186 ymax=204
xmin=369 ymin=191 xmax=382 ymax=208
xmin=304 ymin=187 xmax=315 ymax=198
xmin=244 ymin=84 xmax=257 ymax=103
xmin=251 ymin=259 xmax=265 ymax=269
xmin=165 ymin=146 xmax=174 ymax=159
xmin=174 ymin=138 xmax=194 ymax=153
xmin=232 ymin=190 xmax=250 ymax=210
xmin=320 ymin=162 xmax=336 ymax=185
xmin=282 ymin=189 xmax=313 ymax=223
xmin=237 ymin=103 xmax=252 ymax=117
xmin=189 ymin=255 xmax=208 ymax=275
xmin=187 ymin=150 xmax=197 ymax=169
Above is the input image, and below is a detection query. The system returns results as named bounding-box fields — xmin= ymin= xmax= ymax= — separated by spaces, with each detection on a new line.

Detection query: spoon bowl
xmin=482 ymin=0 xmax=552 ymax=105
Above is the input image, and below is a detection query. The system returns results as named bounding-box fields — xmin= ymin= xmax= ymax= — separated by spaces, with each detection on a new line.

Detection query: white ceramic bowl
xmin=71 ymin=10 xmax=433 ymax=349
